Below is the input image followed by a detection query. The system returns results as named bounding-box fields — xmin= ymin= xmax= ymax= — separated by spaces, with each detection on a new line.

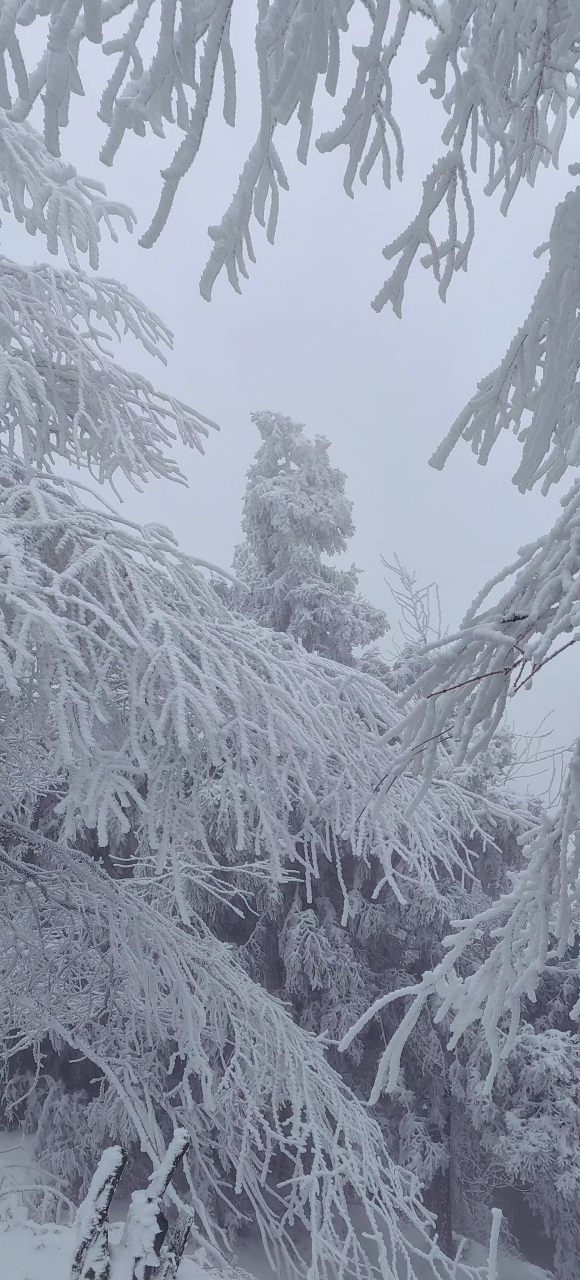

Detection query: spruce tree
xmin=230 ymin=410 xmax=387 ymax=664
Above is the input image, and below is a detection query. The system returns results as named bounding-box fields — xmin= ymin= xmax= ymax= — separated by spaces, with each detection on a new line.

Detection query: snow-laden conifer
xmin=0 ymin=0 xmax=572 ymax=1267
xmin=234 ymin=555 xmax=532 ymax=1261
xmin=229 ymin=410 xmax=387 ymax=664
xmin=1 ymin=816 xmax=500 ymax=1280
xmin=0 ymin=454 xmax=505 ymax=923
xmin=344 ymin=463 xmax=580 ymax=1109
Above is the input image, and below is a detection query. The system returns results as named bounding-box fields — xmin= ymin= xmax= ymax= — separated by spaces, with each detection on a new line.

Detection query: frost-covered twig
xmin=0 ymin=458 xmax=518 ymax=911
xmin=0 ymin=822 xmax=490 ymax=1280
xmin=0 ymin=0 xmax=573 ymax=300
xmin=382 ymin=554 xmax=442 ymax=648
xmin=385 ymin=480 xmax=580 ymax=785
xmin=0 ymin=109 xmax=133 ymax=270
xmin=432 ymin=189 xmax=580 ymax=494
xmin=0 ymin=261 xmax=215 ymax=487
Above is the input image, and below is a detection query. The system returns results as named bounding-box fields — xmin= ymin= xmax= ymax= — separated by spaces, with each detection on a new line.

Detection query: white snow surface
xmin=0 ymin=1219 xmax=554 ymax=1280
xmin=0 ymin=1221 xmax=215 ymax=1279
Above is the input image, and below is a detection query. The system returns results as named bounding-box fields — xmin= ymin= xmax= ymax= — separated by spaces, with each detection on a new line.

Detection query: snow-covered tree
xmin=453 ymin=1012 xmax=580 ymax=1279
xmin=3 ymin=0 xmax=580 ymax=1271
xmin=228 ymin=410 xmax=387 ymax=664
xmin=0 ymin=454 xmax=507 ymax=1275
xmin=345 ymin=400 xmax=580 ymax=1119
xmin=0 ymin=53 xmax=510 ymax=1278
xmin=232 ymin=556 xmax=533 ymax=1262
xmin=335 ymin=550 xmax=580 ymax=1275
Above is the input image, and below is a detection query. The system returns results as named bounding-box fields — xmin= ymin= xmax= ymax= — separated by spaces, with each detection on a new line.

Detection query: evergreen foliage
xmin=229 ymin=410 xmax=387 ymax=664
xmin=0 ymin=1 xmax=579 ymax=1275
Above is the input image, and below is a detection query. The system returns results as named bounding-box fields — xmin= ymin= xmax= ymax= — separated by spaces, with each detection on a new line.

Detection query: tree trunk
xmin=426 ymin=1160 xmax=453 ymax=1258
xmin=424 ymin=1070 xmax=453 ymax=1258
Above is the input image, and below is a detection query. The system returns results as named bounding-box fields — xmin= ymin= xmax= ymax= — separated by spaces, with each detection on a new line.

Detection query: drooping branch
xmin=0 ymin=0 xmax=574 ymax=300
xmin=344 ymin=482 xmax=580 ymax=1096
xmin=0 ymin=819 xmax=492 ymax=1280
xmin=0 ymin=260 xmax=216 ymax=486
xmin=432 ymin=189 xmax=580 ymax=494
xmin=0 ymin=458 xmax=510 ymax=911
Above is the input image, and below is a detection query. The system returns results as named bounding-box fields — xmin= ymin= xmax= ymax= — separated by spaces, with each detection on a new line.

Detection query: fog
xmin=7 ymin=12 xmax=580 ymax=774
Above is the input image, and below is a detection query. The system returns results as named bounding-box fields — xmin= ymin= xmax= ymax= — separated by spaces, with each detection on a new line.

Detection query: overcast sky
xmin=8 ymin=12 xmax=580 ymax=778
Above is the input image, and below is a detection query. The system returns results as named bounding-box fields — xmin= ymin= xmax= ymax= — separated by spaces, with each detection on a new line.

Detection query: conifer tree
xmin=0 ymin=106 xmax=505 ymax=1280
xmin=0 ymin=0 xmax=578 ymax=1077
xmin=229 ymin=411 xmax=387 ymax=664
xmin=237 ymin=557 xmax=534 ymax=1262
xmin=2 ymin=1 xmax=580 ymax=1272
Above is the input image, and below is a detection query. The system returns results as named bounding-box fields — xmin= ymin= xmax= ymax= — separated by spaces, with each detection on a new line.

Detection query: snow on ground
xmin=458 ymin=1239 xmax=551 ymax=1280
xmin=0 ymin=1218 xmax=555 ymax=1280
xmin=0 ymin=1221 xmax=225 ymax=1279
xmin=0 ymin=1134 xmax=553 ymax=1279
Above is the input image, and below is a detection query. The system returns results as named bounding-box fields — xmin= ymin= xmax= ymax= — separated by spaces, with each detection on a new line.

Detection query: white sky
xmin=6 ymin=11 xmax=580 ymax=775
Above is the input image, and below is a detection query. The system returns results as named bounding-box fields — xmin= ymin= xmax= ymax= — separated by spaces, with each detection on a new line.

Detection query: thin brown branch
xmin=426 ymin=662 xmax=516 ymax=700
xmin=346 ymin=729 xmax=453 ymax=833
xmin=512 ymin=636 xmax=580 ymax=693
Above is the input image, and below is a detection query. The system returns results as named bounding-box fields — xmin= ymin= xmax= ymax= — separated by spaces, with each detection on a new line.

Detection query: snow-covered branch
xmin=0 ymin=109 xmax=134 ymax=270
xmin=342 ymin=481 xmax=580 ymax=1096
xmin=384 ymin=479 xmax=580 ymax=786
xmin=0 ymin=820 xmax=490 ymax=1280
xmin=0 ymin=458 xmax=513 ymax=913
xmin=372 ymin=149 xmax=475 ymax=315
xmin=340 ymin=786 xmax=579 ymax=1101
xmin=0 ymin=0 xmax=574 ymax=300
xmin=432 ymin=189 xmax=580 ymax=493
xmin=0 ymin=261 xmax=215 ymax=486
